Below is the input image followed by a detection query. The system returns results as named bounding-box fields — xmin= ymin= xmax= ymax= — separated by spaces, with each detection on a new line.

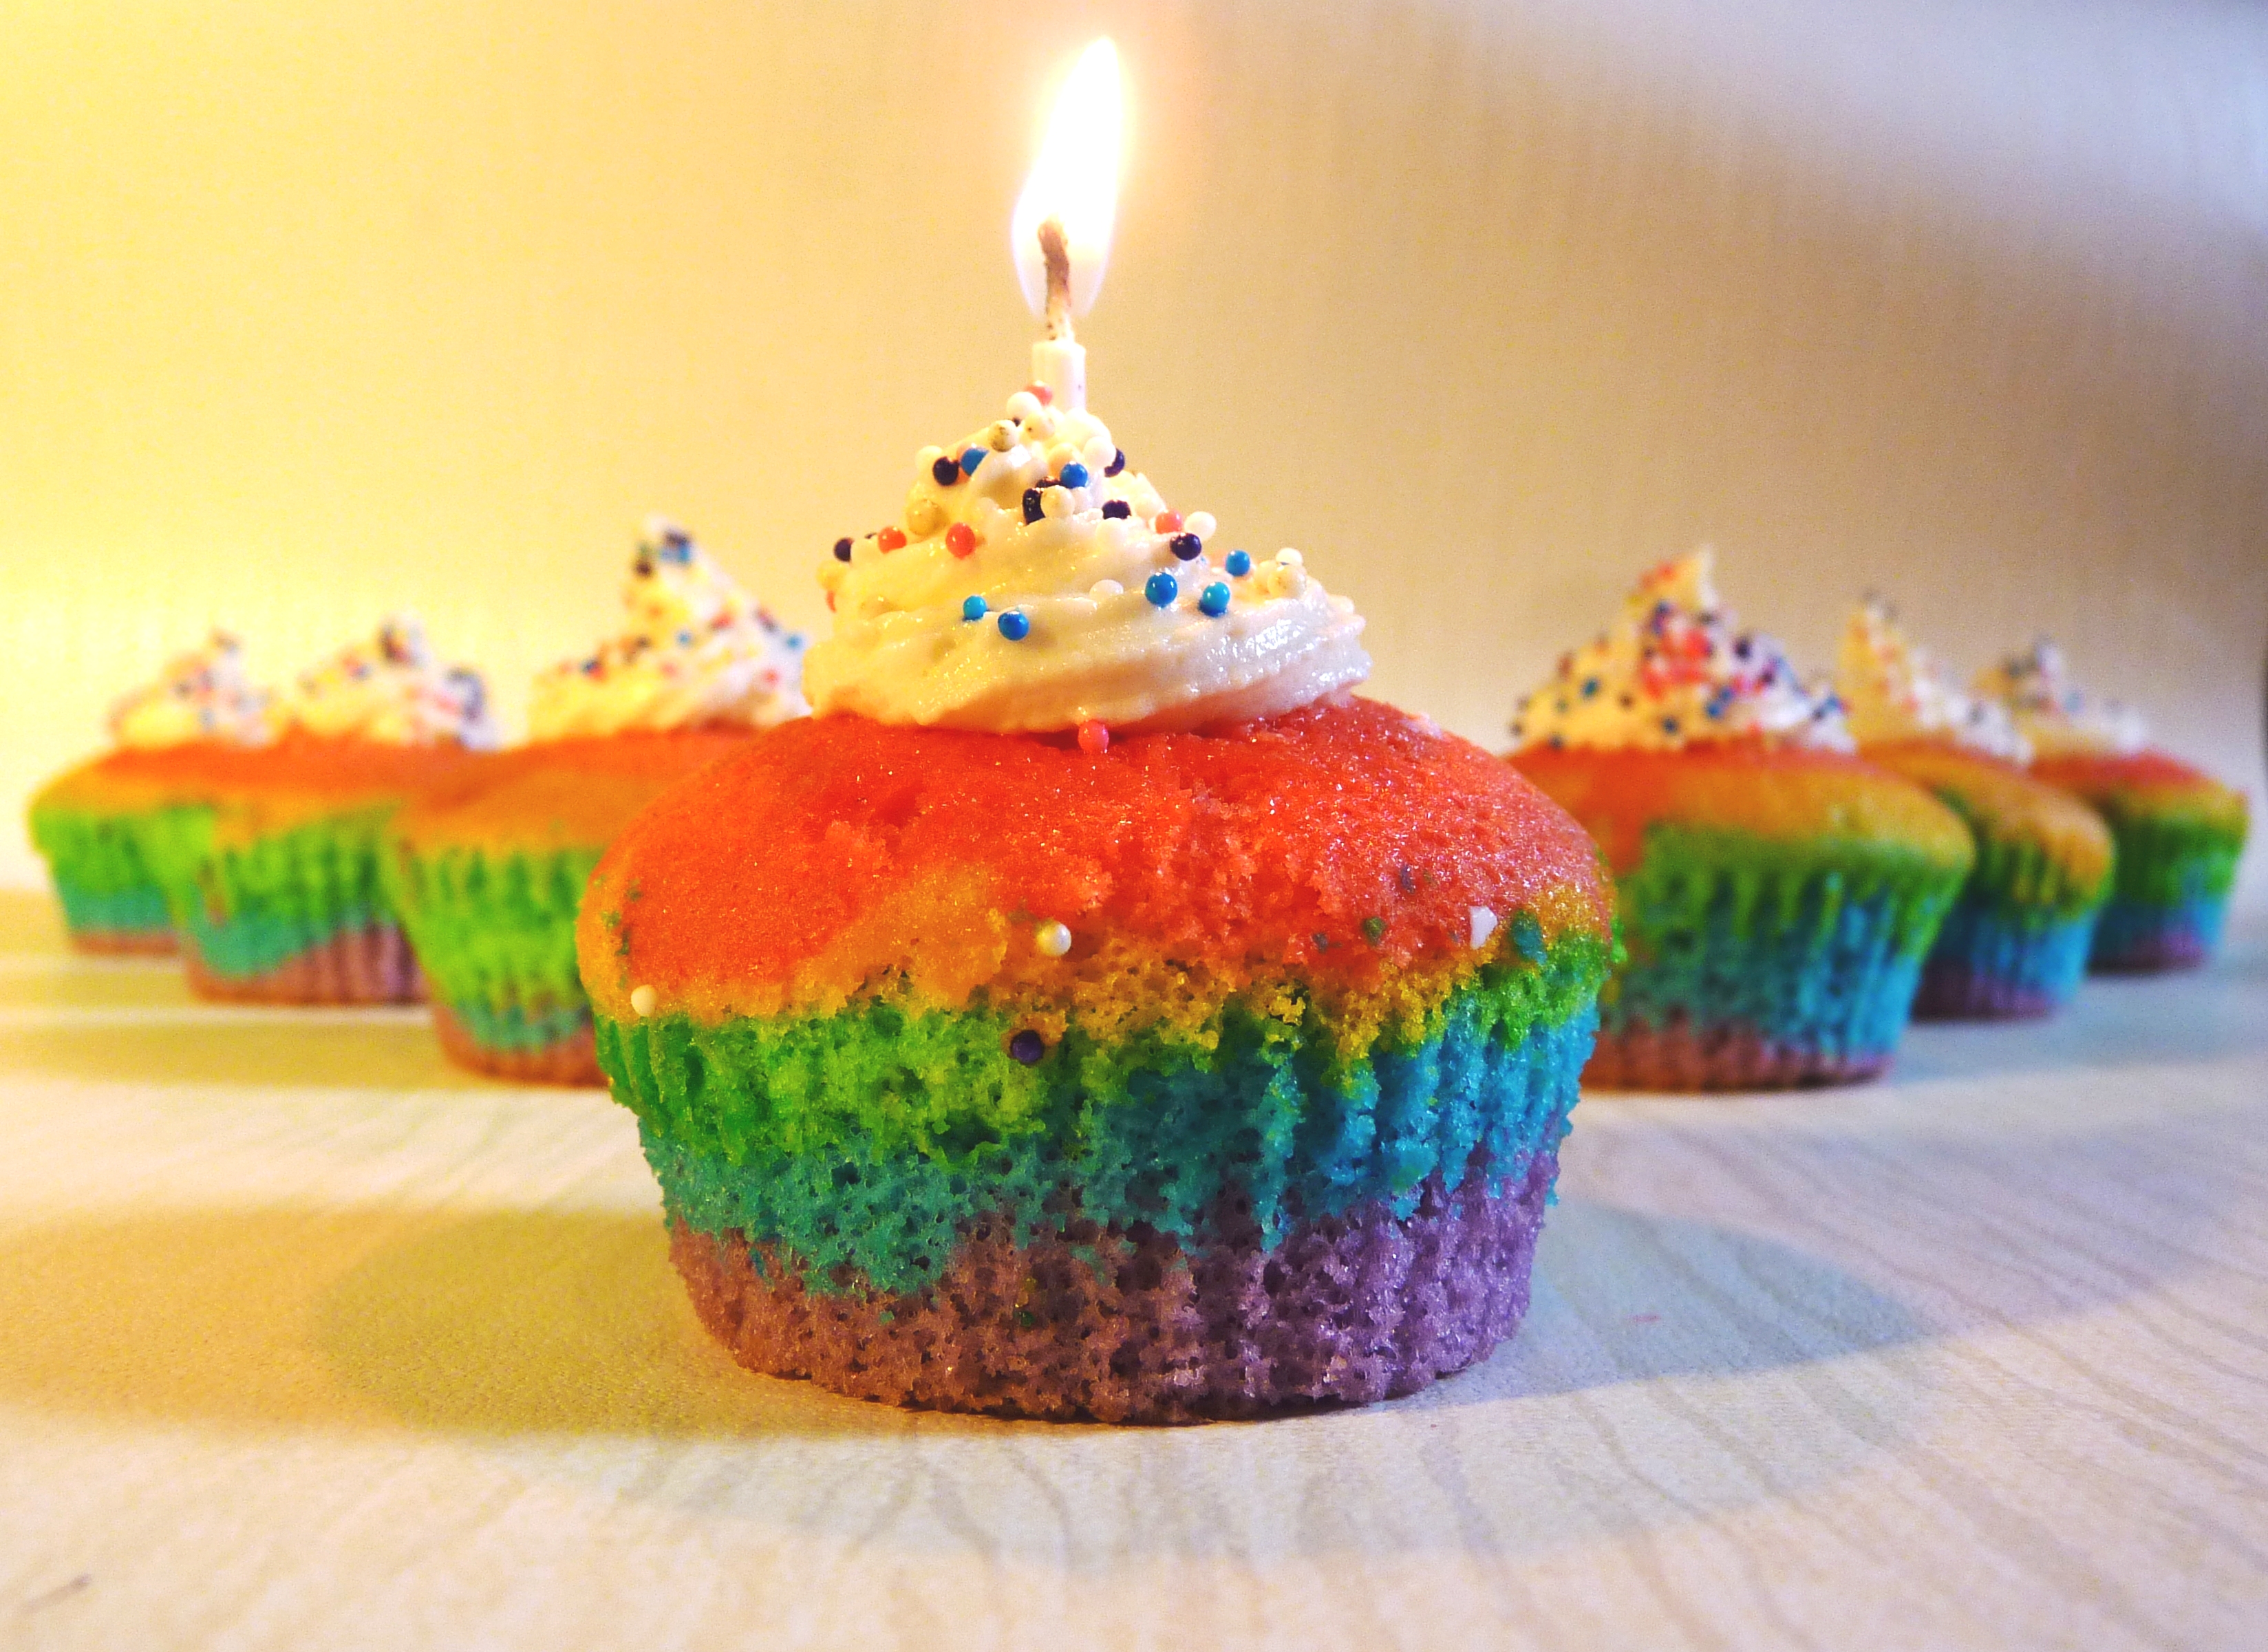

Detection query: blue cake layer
xmin=1918 ymin=899 xmax=2098 ymax=1014
xmin=628 ymin=985 xmax=1600 ymax=1298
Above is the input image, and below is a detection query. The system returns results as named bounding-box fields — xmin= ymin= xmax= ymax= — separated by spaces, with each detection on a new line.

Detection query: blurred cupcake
xmin=143 ymin=616 xmax=493 ymax=1003
xmin=1836 ymin=600 xmax=2112 ymax=1018
xmin=1509 ymin=553 xmax=1972 ymax=1089
xmin=27 ymin=631 xmax=270 ymax=953
xmin=1977 ymin=640 xmax=2248 ymax=972
xmin=387 ymin=521 xmax=806 ymax=1084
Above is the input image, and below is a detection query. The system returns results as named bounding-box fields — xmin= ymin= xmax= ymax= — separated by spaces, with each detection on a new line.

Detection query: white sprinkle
xmin=1005 ymin=391 xmax=1045 ymax=422
xmin=1034 ymin=920 xmax=1073 ymax=958
xmin=915 ymin=444 xmax=945 ymax=472
xmin=985 ymin=420 xmax=1018 ymax=452
xmin=630 ymin=984 xmax=658 ymax=1018
xmin=1276 ymin=548 xmax=1304 ymax=567
xmin=1082 ymin=435 xmax=1115 ymax=471
xmin=1040 ymin=486 xmax=1075 ymax=520
xmin=1027 ymin=408 xmax=1062 ymax=442
xmin=1468 ymin=907 xmax=1499 ymax=950
xmin=1185 ymin=511 xmax=1218 ymax=541
xmin=1090 ymin=579 xmax=1124 ymax=597
xmin=1409 ymin=712 xmax=1442 ymax=738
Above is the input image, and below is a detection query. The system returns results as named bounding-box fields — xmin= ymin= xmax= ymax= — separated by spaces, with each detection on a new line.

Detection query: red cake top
xmin=580 ymin=697 xmax=1610 ymax=1023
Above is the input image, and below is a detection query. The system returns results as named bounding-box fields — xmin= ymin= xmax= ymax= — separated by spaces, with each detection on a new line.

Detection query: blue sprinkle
xmin=1224 ymin=548 xmax=1252 ymax=577
xmin=676 ymin=629 xmax=693 ymax=647
xmin=1106 ymin=448 xmax=1126 ymax=476
xmin=1661 ymin=717 xmax=1680 ymax=736
xmin=1058 ymin=460 xmax=1090 ymax=489
xmin=1100 ymin=500 xmax=1132 ymax=520
xmin=1145 ymin=571 xmax=1179 ymax=608
xmin=1169 ymin=533 xmax=1203 ymax=561
xmin=1199 ymin=582 xmax=1230 ymax=616
xmin=1581 ymin=677 xmax=1600 ymax=697
xmin=833 ymin=537 xmax=853 ymax=562
xmin=962 ymin=595 xmax=987 ymax=622
xmin=997 ymin=609 xmax=1031 ymax=641
xmin=960 ymin=447 xmax=985 ymax=476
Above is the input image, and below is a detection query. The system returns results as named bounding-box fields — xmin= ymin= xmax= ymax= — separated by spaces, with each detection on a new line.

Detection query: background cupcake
xmin=142 ymin=616 xmax=493 ymax=1003
xmin=1837 ymin=600 xmax=2112 ymax=1018
xmin=1509 ymin=553 xmax=1972 ymax=1089
xmin=388 ymin=520 xmax=805 ymax=1084
xmin=579 ymin=386 xmax=1613 ymax=1422
xmin=27 ymin=632 xmax=270 ymax=953
xmin=1978 ymin=641 xmax=2249 ymax=971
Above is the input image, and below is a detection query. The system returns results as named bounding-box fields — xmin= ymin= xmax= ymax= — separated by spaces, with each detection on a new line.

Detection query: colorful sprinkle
xmin=945 ymin=522 xmax=978 ymax=559
xmin=931 ymin=455 xmax=961 ymax=486
xmin=997 ymin=609 xmax=1031 ymax=641
xmin=962 ymin=595 xmax=987 ymax=622
xmin=630 ymin=985 xmax=658 ymax=1018
xmin=1077 ymin=719 xmax=1110 ymax=755
xmin=1225 ymin=548 xmax=1252 ymax=577
xmin=833 ymin=537 xmax=853 ymax=562
xmin=1101 ymin=500 xmax=1133 ymax=520
xmin=1170 ymin=533 xmax=1203 ymax=561
xmin=1058 ymin=460 xmax=1090 ymax=489
xmin=1469 ymin=906 xmax=1499 ymax=948
xmin=877 ymin=526 xmax=907 ymax=553
xmin=1199 ymin=582 xmax=1231 ymax=616
xmin=1034 ymin=919 xmax=1073 ymax=958
xmin=1022 ymin=488 xmax=1046 ymax=524
xmin=1153 ymin=511 xmax=1183 ymax=534
xmin=960 ymin=447 xmax=986 ymax=477
xmin=1008 ymin=1028 xmax=1046 ymax=1064
xmin=1025 ymin=381 xmax=1054 ymax=406
xmin=1106 ymin=448 xmax=1126 ymax=476
xmin=1145 ymin=571 xmax=1179 ymax=608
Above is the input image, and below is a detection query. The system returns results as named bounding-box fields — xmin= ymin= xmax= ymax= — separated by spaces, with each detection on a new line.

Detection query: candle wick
xmin=1038 ymin=217 xmax=1075 ymax=343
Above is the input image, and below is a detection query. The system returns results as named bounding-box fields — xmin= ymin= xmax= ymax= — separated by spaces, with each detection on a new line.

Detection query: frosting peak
xmin=1511 ymin=550 xmax=1851 ymax=753
xmin=526 ymin=520 xmax=809 ymax=741
xmin=1974 ymin=639 xmax=2146 ymax=759
xmin=801 ymin=389 xmax=1369 ymax=734
xmin=1835 ymin=599 xmax=2028 ymax=761
xmin=109 ymin=630 xmax=272 ymax=749
xmin=275 ymin=616 xmax=497 ymax=747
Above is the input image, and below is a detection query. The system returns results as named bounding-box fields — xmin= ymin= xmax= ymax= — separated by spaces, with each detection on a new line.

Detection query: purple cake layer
xmin=669 ymin=1150 xmax=1556 ymax=1424
xmin=184 ymin=923 xmax=424 ymax=1005
xmin=1586 ymin=1019 xmax=1891 ymax=1091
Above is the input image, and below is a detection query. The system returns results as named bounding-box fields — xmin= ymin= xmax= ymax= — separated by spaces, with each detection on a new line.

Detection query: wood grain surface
xmin=1 ymin=889 xmax=2263 ymax=1650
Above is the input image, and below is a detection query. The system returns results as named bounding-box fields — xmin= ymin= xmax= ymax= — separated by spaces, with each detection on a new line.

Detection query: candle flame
xmin=1012 ymin=39 xmax=1122 ymax=323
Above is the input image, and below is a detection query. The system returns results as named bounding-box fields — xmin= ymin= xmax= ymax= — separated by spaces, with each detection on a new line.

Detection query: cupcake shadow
xmin=0 ymin=1196 xmax=1925 ymax=1436
xmin=0 ymin=1009 xmax=498 ymax=1091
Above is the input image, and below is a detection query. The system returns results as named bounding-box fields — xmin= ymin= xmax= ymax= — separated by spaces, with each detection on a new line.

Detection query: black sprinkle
xmin=1022 ymin=488 xmax=1045 ymax=524
xmin=833 ymin=537 xmax=853 ymax=562
xmin=930 ymin=455 xmax=961 ymax=486
xmin=1106 ymin=448 xmax=1127 ymax=476
xmin=1101 ymin=500 xmax=1132 ymax=520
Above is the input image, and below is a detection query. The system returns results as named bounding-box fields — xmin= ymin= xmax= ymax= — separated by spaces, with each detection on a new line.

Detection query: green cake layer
xmin=387 ymin=841 xmax=600 ymax=1039
xmin=141 ymin=803 xmax=398 ymax=978
xmin=599 ymin=930 xmax=1610 ymax=1296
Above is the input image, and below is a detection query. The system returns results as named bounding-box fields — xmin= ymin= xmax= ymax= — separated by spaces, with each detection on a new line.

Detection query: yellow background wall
xmin=4 ymin=1 xmax=2263 ymax=908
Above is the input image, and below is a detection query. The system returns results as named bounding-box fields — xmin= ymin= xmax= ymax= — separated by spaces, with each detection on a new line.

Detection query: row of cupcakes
xmin=26 ymin=522 xmax=809 ymax=1074
xmin=28 ymin=520 xmax=2249 ymax=1100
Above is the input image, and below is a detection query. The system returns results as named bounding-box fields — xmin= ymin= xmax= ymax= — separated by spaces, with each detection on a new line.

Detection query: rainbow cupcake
xmin=142 ymin=617 xmax=493 ymax=1003
xmin=1508 ymin=554 xmax=1972 ymax=1089
xmin=578 ymin=386 xmax=1612 ymax=1422
xmin=28 ymin=632 xmax=270 ymax=953
xmin=1978 ymin=641 xmax=2248 ymax=972
xmin=1836 ymin=601 xmax=2112 ymax=1017
xmin=387 ymin=522 xmax=805 ymax=1083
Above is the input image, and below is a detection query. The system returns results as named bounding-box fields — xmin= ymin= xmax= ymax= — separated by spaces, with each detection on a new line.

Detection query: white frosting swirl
xmin=526 ymin=520 xmax=809 ymax=740
xmin=1973 ymin=639 xmax=2147 ymax=759
xmin=274 ymin=616 xmax=498 ymax=747
xmin=1835 ymin=599 xmax=2029 ymax=761
xmin=1512 ymin=550 xmax=1852 ymax=752
xmin=109 ymin=630 xmax=271 ymax=749
xmin=802 ymin=391 xmax=1369 ymax=733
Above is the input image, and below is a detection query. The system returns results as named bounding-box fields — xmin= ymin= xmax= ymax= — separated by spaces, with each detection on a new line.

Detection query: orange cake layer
xmin=394 ymin=731 xmax=754 ymax=856
xmin=579 ymin=697 xmax=1612 ymax=1029
xmin=1508 ymin=740 xmax=1975 ymax=873
xmin=1862 ymin=739 xmax=2114 ymax=891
